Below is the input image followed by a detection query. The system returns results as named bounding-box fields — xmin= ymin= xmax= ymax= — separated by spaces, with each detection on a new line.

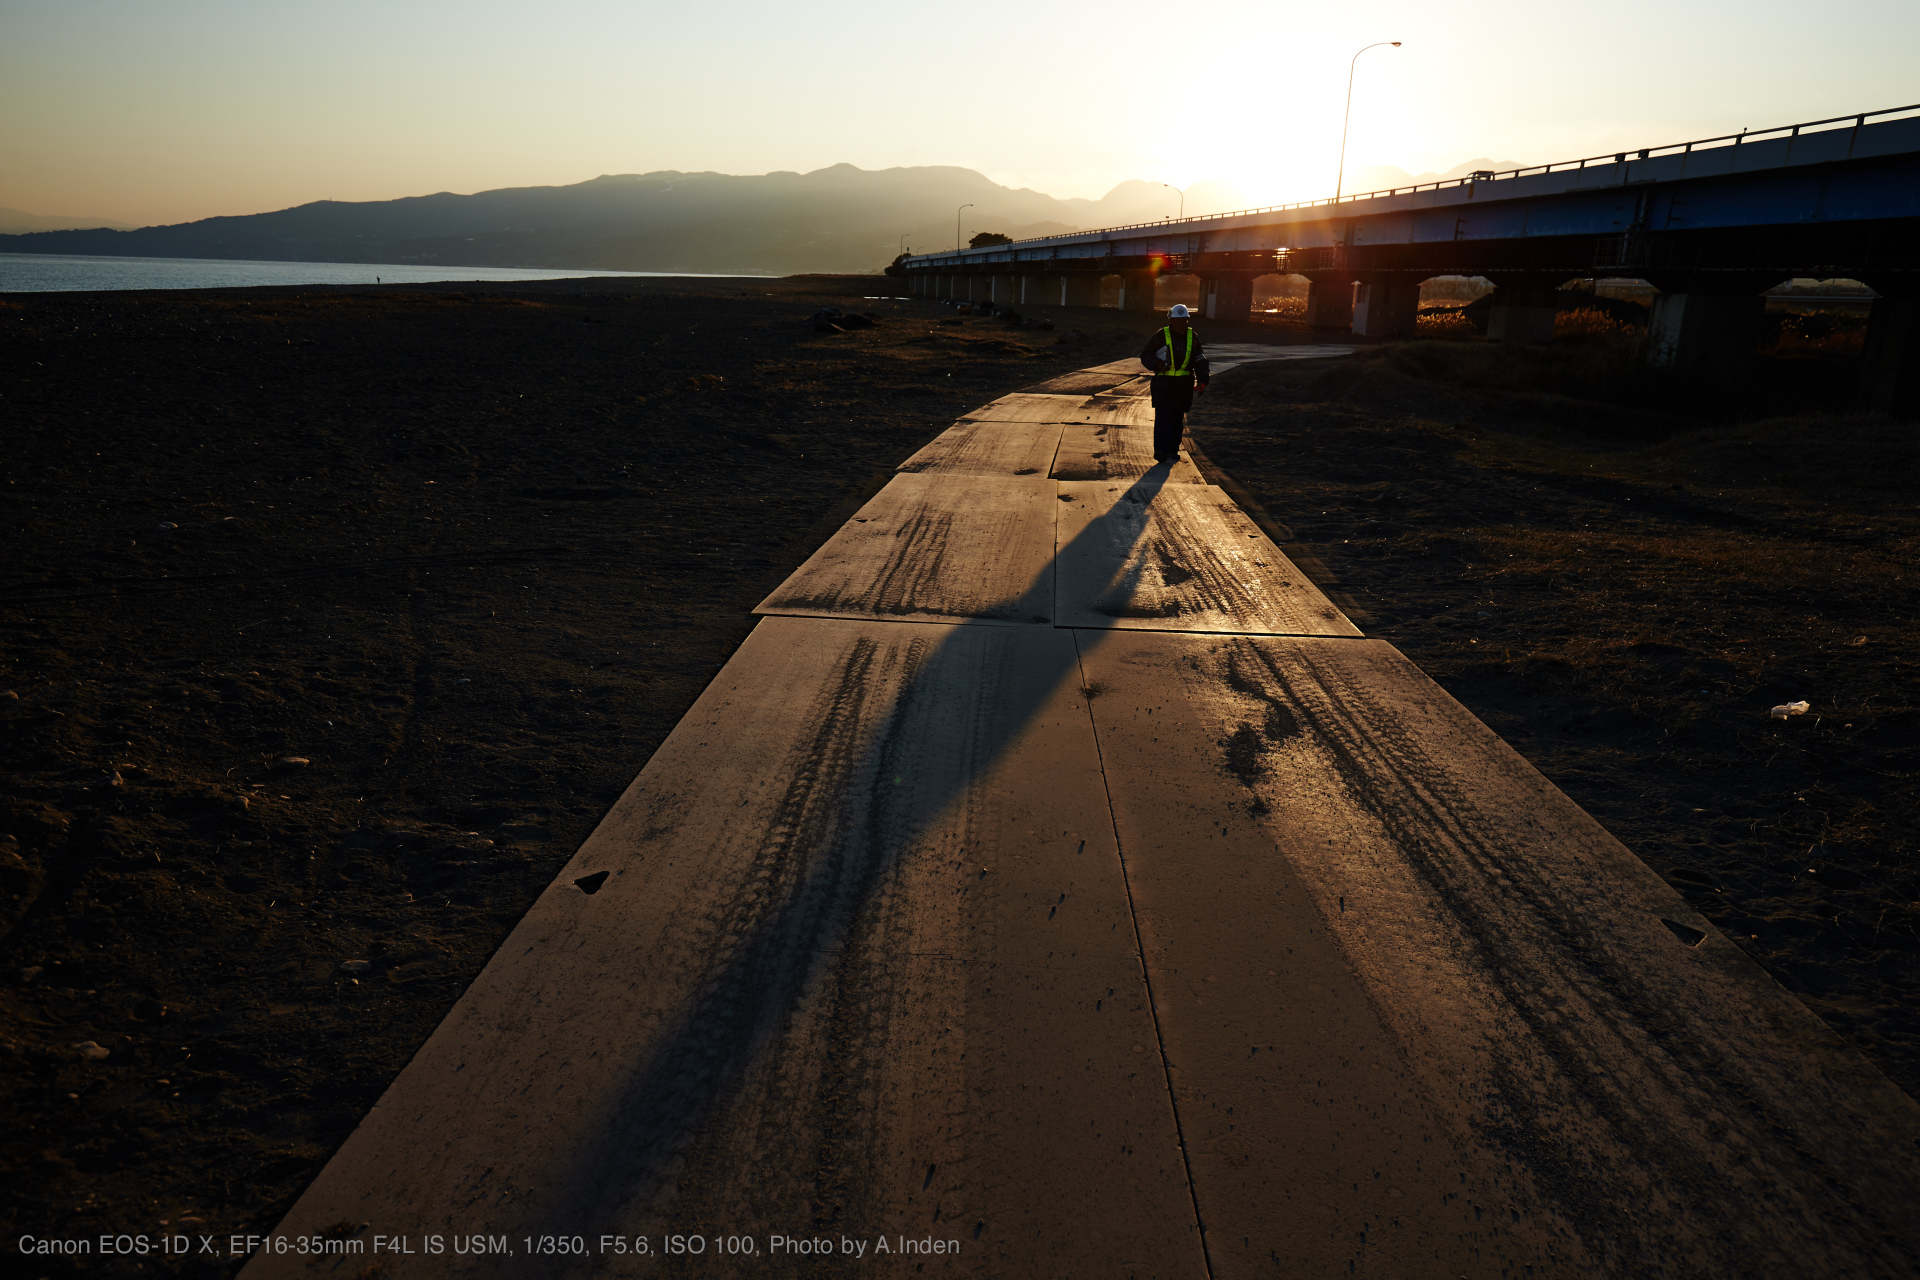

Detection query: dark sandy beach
xmin=2 ymin=276 xmax=1913 ymax=1273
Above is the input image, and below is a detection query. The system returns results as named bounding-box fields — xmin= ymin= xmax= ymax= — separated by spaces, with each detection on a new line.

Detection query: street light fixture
xmin=956 ymin=203 xmax=973 ymax=252
xmin=1335 ymin=41 xmax=1402 ymax=201
xmin=1163 ymin=183 xmax=1185 ymax=221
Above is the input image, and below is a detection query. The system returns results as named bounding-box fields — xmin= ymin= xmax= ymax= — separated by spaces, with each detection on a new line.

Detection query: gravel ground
xmin=1188 ymin=343 xmax=1920 ymax=1103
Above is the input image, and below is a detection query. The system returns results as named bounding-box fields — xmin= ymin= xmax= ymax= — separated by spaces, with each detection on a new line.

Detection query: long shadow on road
xmin=518 ymin=464 xmax=1174 ymax=1253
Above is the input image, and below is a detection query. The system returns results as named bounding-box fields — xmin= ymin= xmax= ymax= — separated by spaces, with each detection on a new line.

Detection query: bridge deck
xmin=248 ymin=347 xmax=1920 ymax=1279
xmin=905 ymin=111 xmax=1920 ymax=269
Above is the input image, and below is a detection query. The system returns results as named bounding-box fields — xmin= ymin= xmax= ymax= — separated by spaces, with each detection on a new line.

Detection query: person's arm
xmin=1193 ymin=333 xmax=1210 ymax=388
xmin=1140 ymin=330 xmax=1166 ymax=372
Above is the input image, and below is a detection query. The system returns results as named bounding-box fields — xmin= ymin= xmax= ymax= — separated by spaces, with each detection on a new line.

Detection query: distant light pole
xmin=1163 ymin=184 xmax=1185 ymax=221
xmin=1335 ymin=41 xmax=1401 ymax=201
xmin=956 ymin=203 xmax=973 ymax=252
xmin=900 ymin=234 xmax=910 ymax=257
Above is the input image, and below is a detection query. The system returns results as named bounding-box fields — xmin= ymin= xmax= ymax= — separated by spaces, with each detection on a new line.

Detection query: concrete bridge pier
xmin=1855 ymin=281 xmax=1919 ymax=418
xmin=1352 ymin=274 xmax=1423 ymax=338
xmin=1119 ymin=271 xmax=1161 ymax=314
xmin=1203 ymin=274 xmax=1256 ymax=324
xmin=1302 ymin=272 xmax=1356 ymax=329
xmin=1643 ymin=276 xmax=1773 ymax=387
xmin=1484 ymin=279 xmax=1560 ymax=344
xmin=1053 ymin=275 xmax=1102 ymax=308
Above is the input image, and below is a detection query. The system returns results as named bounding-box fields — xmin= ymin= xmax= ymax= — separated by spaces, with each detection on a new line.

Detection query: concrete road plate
xmin=1077 ymin=631 xmax=1920 ymax=1278
xmin=247 ymin=618 xmax=1204 ymax=1278
xmin=1025 ymin=368 xmax=1143 ymax=395
xmin=1070 ymin=395 xmax=1155 ymax=427
xmin=895 ymin=416 xmax=1064 ymax=478
xmin=968 ymin=392 xmax=1148 ymax=426
xmin=1205 ymin=342 xmax=1356 ymax=373
xmin=1055 ymin=479 xmax=1360 ymax=635
xmin=1052 ymin=413 xmax=1204 ymax=484
xmin=756 ymin=474 xmax=1058 ymax=625
xmin=1076 ymin=357 xmax=1150 ymax=377
xmin=961 ymin=392 xmax=1098 ymax=423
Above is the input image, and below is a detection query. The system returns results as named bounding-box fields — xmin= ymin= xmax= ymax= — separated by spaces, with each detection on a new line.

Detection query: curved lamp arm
xmin=1336 ymin=41 xmax=1402 ymax=201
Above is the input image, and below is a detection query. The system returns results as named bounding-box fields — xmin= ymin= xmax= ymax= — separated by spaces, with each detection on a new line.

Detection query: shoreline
xmin=0 ymin=252 xmax=781 ymax=295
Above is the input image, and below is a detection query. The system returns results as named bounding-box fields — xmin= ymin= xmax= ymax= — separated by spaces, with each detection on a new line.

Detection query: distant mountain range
xmin=0 ymin=206 xmax=137 ymax=235
xmin=0 ymin=168 xmax=1259 ymax=276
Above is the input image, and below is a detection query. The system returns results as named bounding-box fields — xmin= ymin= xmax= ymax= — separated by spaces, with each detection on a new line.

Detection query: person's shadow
xmin=514 ymin=462 xmax=1177 ymax=1244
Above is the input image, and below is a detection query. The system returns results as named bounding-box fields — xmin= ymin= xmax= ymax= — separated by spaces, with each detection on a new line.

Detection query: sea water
xmin=0 ymin=253 xmax=764 ymax=294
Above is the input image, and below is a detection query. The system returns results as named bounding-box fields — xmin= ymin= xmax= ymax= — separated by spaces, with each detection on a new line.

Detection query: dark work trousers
xmin=1149 ymin=375 xmax=1195 ymax=459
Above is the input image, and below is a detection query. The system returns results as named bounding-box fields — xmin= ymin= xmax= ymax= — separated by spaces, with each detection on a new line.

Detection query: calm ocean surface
xmin=0 ymin=253 xmax=763 ymax=293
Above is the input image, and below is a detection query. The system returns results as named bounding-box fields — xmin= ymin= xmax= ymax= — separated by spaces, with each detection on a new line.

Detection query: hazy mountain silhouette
xmin=0 ymin=207 xmax=137 ymax=235
xmin=0 ymin=166 xmax=1265 ymax=275
xmin=1060 ymin=178 xmax=1249 ymax=225
xmin=1346 ymin=158 xmax=1526 ymax=195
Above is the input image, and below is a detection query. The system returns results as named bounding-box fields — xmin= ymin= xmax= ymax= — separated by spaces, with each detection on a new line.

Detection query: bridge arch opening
xmin=1153 ymin=274 xmax=1202 ymax=312
xmin=1415 ymin=275 xmax=1494 ymax=335
xmin=1253 ymin=273 xmax=1309 ymax=322
xmin=1419 ymin=275 xmax=1495 ymax=306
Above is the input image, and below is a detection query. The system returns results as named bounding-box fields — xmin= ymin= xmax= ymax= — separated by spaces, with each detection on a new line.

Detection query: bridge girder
xmin=905 ymin=217 xmax=1920 ymax=291
xmin=902 ymin=119 xmax=1920 ymax=414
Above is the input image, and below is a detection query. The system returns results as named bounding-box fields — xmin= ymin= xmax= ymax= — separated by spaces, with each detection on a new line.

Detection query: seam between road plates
xmin=1039 ymin=419 xmax=1068 ymax=487
xmin=1070 ymin=625 xmax=1216 ymax=1280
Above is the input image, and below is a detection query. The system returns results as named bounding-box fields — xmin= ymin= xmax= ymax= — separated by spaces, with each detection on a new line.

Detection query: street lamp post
xmin=956 ymin=203 xmax=973 ymax=252
xmin=1163 ymin=183 xmax=1185 ymax=221
xmin=900 ymin=234 xmax=910 ymax=257
xmin=1335 ymin=41 xmax=1402 ymax=201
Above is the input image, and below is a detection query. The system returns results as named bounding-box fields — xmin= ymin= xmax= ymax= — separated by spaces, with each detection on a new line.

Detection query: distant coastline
xmin=0 ymin=252 xmax=771 ymax=294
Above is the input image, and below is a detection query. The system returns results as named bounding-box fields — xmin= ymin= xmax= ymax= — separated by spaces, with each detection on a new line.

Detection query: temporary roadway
xmin=251 ymin=350 xmax=1920 ymax=1279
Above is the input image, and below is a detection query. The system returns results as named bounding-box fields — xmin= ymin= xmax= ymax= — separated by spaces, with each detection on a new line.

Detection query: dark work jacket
xmin=1139 ymin=325 xmax=1210 ymax=411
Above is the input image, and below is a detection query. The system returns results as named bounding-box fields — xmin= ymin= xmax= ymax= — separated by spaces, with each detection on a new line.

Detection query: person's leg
xmin=1154 ymin=406 xmax=1187 ymax=460
xmin=1153 ymin=406 xmax=1182 ymax=460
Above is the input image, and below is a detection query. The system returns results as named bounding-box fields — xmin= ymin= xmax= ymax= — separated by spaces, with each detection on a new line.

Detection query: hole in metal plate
xmin=1660 ymin=918 xmax=1706 ymax=947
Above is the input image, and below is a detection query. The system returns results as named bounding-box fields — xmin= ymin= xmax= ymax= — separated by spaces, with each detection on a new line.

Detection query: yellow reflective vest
xmin=1158 ymin=326 xmax=1195 ymax=376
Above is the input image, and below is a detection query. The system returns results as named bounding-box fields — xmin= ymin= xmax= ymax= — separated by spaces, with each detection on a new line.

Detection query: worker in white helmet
xmin=1138 ymin=303 xmax=1211 ymax=464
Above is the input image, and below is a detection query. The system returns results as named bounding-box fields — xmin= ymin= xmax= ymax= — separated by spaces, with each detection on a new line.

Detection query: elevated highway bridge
xmin=900 ymin=104 xmax=1920 ymax=414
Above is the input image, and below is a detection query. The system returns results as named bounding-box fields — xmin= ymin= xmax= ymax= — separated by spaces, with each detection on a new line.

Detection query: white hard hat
xmin=1168 ymin=304 xmax=1193 ymax=319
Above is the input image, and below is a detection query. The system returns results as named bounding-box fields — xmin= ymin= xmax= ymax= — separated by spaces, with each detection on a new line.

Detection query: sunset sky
xmin=4 ymin=0 xmax=1915 ymax=227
